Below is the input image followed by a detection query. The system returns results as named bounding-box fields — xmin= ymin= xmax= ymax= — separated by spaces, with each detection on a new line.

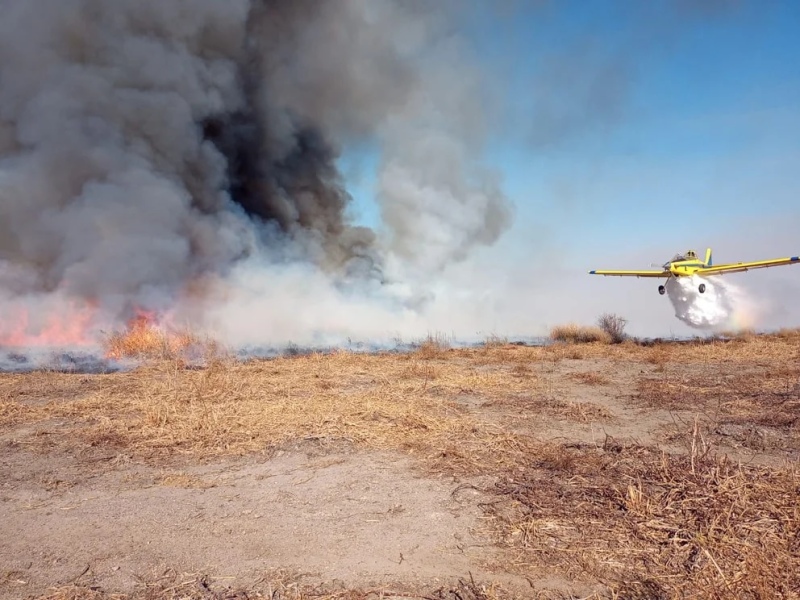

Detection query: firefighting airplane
xmin=589 ymin=248 xmax=800 ymax=295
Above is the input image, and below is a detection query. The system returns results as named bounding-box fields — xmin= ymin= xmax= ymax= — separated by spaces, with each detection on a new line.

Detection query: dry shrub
xmin=596 ymin=312 xmax=628 ymax=344
xmin=489 ymin=440 xmax=800 ymax=598
xmin=549 ymin=324 xmax=611 ymax=345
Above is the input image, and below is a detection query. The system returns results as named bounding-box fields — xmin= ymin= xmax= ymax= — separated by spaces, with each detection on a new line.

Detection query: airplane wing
xmin=697 ymin=255 xmax=799 ymax=277
xmin=588 ymin=269 xmax=667 ymax=278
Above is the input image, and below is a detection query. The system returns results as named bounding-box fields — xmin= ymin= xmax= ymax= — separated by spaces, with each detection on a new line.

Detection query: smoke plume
xmin=0 ymin=0 xmax=511 ymax=346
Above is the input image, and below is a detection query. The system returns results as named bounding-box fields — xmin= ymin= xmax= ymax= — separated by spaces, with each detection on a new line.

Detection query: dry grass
xmin=775 ymin=327 xmax=800 ymax=340
xmin=155 ymin=471 xmax=214 ymax=489
xmin=0 ymin=350 xmax=547 ymax=476
xmin=483 ymin=334 xmax=509 ymax=348
xmin=103 ymin=316 xmax=220 ymax=361
xmin=569 ymin=371 xmax=611 ymax=386
xmin=536 ymin=328 xmax=800 ymax=371
xmin=638 ymin=361 xmax=800 ymax=453
xmin=412 ymin=332 xmax=453 ymax=360
xmin=549 ymin=323 xmax=612 ymax=344
xmin=488 ymin=436 xmax=800 ymax=598
xmin=32 ymin=573 xmax=516 ymax=600
xmin=718 ymin=327 xmax=758 ymax=341
xmin=5 ymin=329 xmax=800 ymax=599
xmin=4 ymin=330 xmax=798 ymax=464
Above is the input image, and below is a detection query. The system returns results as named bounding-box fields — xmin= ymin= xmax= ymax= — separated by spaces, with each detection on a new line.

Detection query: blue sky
xmin=340 ymin=0 xmax=800 ymax=285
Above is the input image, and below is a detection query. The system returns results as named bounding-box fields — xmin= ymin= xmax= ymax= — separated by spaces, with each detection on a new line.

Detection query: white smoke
xmin=665 ymin=275 xmax=759 ymax=331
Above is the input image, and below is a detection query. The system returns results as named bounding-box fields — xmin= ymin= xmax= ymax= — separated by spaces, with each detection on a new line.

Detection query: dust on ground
xmin=1 ymin=331 xmax=799 ymax=599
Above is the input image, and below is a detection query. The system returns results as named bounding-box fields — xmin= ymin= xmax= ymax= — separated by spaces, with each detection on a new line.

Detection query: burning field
xmin=0 ymin=0 xmax=515 ymax=351
xmin=2 ymin=2 xmax=799 ymax=598
xmin=1 ymin=327 xmax=799 ymax=599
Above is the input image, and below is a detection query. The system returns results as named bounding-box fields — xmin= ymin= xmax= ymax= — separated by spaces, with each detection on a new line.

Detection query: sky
xmin=340 ymin=0 xmax=800 ymax=339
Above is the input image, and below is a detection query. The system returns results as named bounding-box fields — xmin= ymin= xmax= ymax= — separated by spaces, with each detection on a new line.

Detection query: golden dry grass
xmin=775 ymin=326 xmax=800 ymax=340
xmin=637 ymin=359 xmax=800 ymax=453
xmin=0 ymin=350 xmax=547 ymax=476
xmin=569 ymin=371 xmax=611 ymax=386
xmin=488 ymin=436 xmax=800 ymax=599
xmin=31 ymin=574 xmax=516 ymax=600
xmin=3 ymin=331 xmax=798 ymax=464
xmin=413 ymin=332 xmax=452 ymax=360
xmin=4 ymin=330 xmax=800 ymax=599
xmin=549 ymin=323 xmax=611 ymax=344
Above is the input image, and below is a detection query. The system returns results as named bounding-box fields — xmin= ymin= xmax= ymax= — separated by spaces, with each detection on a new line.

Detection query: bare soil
xmin=1 ymin=333 xmax=798 ymax=599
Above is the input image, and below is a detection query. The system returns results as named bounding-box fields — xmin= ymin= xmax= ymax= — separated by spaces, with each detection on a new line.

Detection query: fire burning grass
xmin=101 ymin=311 xmax=216 ymax=362
xmin=0 ymin=300 xmax=98 ymax=348
xmin=0 ymin=304 xmax=217 ymax=367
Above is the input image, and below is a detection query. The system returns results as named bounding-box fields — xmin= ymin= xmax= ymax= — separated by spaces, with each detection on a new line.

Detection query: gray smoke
xmin=0 ymin=0 xmax=510 ymax=336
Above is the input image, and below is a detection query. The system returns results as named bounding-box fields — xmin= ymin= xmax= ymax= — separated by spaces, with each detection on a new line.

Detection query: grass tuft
xmin=414 ymin=332 xmax=452 ymax=360
xmin=549 ymin=323 xmax=611 ymax=344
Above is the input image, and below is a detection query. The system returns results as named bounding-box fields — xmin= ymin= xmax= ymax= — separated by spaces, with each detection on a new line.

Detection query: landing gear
xmin=658 ymin=285 xmax=666 ymax=295
xmin=698 ymin=283 xmax=706 ymax=294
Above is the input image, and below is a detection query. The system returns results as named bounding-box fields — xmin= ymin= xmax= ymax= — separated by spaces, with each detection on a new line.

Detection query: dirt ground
xmin=1 ymin=333 xmax=799 ymax=599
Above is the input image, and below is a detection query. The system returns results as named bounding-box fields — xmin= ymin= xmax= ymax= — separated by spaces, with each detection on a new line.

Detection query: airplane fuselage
xmin=666 ymin=260 xmax=707 ymax=277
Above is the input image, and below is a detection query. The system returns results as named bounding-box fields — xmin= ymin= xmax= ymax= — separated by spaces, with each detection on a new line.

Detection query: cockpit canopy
xmin=669 ymin=250 xmax=697 ymax=262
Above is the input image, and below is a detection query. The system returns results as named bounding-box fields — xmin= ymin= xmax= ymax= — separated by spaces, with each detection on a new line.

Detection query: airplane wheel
xmin=699 ymin=283 xmax=706 ymax=294
xmin=658 ymin=285 xmax=666 ymax=295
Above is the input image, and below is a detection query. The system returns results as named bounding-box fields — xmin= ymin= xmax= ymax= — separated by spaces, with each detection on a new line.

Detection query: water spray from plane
xmin=666 ymin=276 xmax=758 ymax=332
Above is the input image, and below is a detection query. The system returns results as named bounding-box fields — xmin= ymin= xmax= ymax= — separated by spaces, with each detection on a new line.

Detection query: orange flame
xmin=103 ymin=306 xmax=201 ymax=361
xmin=0 ymin=300 xmax=98 ymax=348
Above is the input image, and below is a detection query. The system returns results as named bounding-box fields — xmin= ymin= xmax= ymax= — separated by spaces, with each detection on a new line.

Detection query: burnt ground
xmin=1 ymin=334 xmax=799 ymax=599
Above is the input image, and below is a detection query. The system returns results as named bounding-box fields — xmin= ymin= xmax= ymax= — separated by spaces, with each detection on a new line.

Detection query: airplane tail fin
xmin=705 ymin=247 xmax=713 ymax=266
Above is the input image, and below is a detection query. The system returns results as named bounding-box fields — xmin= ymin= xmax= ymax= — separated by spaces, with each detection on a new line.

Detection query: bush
xmin=596 ymin=313 xmax=628 ymax=344
xmin=550 ymin=323 xmax=612 ymax=344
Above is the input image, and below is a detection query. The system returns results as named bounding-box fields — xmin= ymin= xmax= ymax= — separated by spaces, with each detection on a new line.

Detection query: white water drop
xmin=666 ymin=275 xmax=757 ymax=331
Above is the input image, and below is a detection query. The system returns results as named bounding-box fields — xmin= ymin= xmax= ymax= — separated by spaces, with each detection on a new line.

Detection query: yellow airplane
xmin=590 ymin=248 xmax=799 ymax=295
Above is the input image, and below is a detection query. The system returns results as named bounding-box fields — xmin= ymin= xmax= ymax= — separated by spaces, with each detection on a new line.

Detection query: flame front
xmin=0 ymin=300 xmax=99 ymax=348
xmin=103 ymin=307 xmax=203 ymax=361
xmin=1 ymin=282 xmax=215 ymax=366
